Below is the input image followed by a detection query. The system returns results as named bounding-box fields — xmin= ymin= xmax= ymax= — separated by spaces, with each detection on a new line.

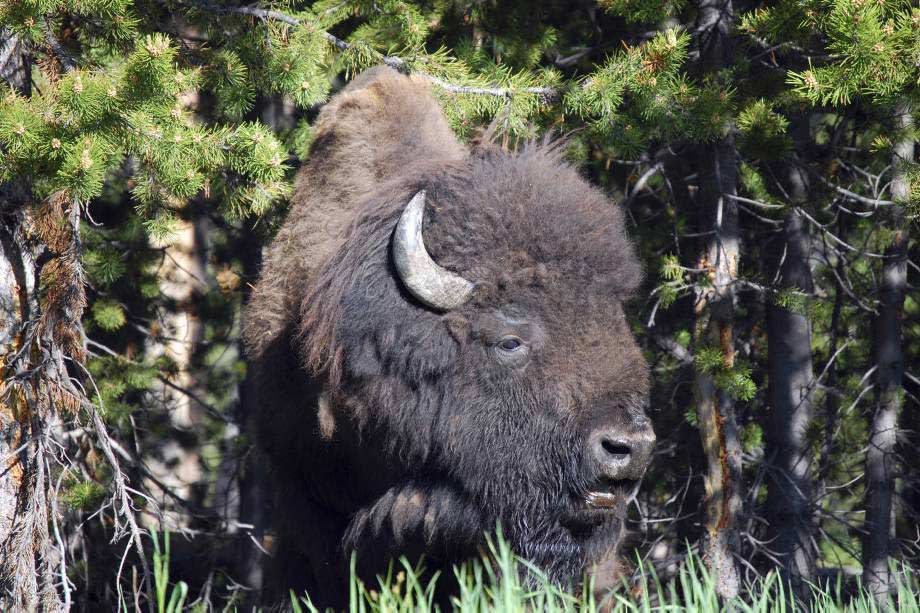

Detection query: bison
xmin=242 ymin=66 xmax=655 ymax=606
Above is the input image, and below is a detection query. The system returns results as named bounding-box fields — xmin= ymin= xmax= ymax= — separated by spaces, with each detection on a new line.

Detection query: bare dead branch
xmin=70 ymin=358 xmax=154 ymax=613
xmin=652 ymin=333 xmax=693 ymax=365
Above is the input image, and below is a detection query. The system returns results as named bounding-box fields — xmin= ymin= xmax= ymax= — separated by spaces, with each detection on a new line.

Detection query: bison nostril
xmin=600 ymin=439 xmax=631 ymax=459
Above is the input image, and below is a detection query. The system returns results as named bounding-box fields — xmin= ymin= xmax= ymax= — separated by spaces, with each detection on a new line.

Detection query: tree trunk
xmin=862 ymin=98 xmax=913 ymax=600
xmin=765 ymin=210 xmax=817 ymax=592
xmin=693 ymin=137 xmax=743 ymax=600
xmin=0 ymin=208 xmax=64 ymax=612
xmin=1 ymin=28 xmax=31 ymax=96
xmin=691 ymin=0 xmax=742 ymax=599
xmin=816 ymin=217 xmax=846 ymax=519
xmin=1 ymin=31 xmax=108 ymax=611
xmin=764 ymin=112 xmax=818 ymax=595
xmin=0 ymin=29 xmax=63 ymax=612
xmin=144 ymin=217 xmax=210 ymax=523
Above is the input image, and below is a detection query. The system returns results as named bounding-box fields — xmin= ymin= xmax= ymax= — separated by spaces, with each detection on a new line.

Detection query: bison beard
xmin=242 ymin=67 xmax=655 ymax=607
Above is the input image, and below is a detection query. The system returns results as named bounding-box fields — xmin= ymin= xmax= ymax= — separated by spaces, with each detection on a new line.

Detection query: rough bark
xmin=862 ymin=98 xmax=913 ymax=600
xmin=691 ymin=0 xmax=742 ymax=599
xmin=764 ymin=111 xmax=818 ymax=594
xmin=0 ymin=207 xmax=62 ymax=612
xmin=1 ymin=28 xmax=31 ymax=96
xmin=693 ymin=138 xmax=743 ymax=600
xmin=816 ymin=218 xmax=845 ymax=511
xmin=0 ymin=29 xmax=64 ymax=612
xmin=765 ymin=210 xmax=817 ymax=592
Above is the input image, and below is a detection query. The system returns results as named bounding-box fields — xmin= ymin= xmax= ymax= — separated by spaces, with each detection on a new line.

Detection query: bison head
xmin=297 ymin=144 xmax=655 ymax=588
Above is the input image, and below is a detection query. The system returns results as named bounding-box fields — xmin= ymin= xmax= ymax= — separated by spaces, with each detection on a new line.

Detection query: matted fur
xmin=242 ymin=67 xmax=651 ymax=606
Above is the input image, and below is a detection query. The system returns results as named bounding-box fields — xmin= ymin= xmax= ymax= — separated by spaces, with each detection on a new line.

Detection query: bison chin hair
xmin=339 ymin=479 xmax=627 ymax=591
xmin=334 ymin=395 xmax=627 ymax=589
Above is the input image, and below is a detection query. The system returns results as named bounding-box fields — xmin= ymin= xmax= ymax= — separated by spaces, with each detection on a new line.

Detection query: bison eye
xmin=491 ymin=334 xmax=530 ymax=367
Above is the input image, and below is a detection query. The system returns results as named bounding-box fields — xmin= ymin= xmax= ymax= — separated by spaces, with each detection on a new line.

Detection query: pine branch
xmin=43 ymin=28 xmax=77 ymax=71
xmin=198 ymin=2 xmax=562 ymax=101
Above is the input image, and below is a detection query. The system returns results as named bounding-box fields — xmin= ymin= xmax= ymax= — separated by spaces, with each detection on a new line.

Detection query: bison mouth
xmin=561 ymin=479 xmax=639 ymax=533
xmin=584 ymin=479 xmax=640 ymax=510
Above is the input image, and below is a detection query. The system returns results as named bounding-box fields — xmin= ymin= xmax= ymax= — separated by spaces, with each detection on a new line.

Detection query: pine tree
xmin=772 ymin=1 xmax=918 ymax=599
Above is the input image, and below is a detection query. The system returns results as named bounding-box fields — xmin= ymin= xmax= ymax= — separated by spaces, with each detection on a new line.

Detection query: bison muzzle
xmin=242 ymin=66 xmax=655 ymax=606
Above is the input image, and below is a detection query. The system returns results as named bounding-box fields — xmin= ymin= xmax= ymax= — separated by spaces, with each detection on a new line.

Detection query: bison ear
xmin=442 ymin=313 xmax=471 ymax=346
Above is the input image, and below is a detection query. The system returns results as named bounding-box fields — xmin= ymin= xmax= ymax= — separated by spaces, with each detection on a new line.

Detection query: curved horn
xmin=392 ymin=190 xmax=474 ymax=311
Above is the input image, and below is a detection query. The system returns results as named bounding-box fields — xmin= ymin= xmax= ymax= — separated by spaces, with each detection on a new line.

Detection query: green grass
xmin=285 ymin=536 xmax=920 ymax=613
xmin=145 ymin=529 xmax=919 ymax=612
xmin=133 ymin=530 xmax=188 ymax=613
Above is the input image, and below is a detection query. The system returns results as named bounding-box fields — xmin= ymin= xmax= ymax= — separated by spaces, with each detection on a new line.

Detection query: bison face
xmin=301 ymin=146 xmax=654 ymax=588
xmin=435 ymin=299 xmax=655 ymax=582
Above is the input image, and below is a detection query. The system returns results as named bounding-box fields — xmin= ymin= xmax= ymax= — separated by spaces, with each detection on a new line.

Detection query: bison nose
xmin=588 ymin=424 xmax=655 ymax=481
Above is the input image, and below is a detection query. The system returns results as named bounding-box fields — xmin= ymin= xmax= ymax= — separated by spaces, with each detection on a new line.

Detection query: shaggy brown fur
xmin=242 ymin=67 xmax=465 ymax=361
xmin=242 ymin=67 xmax=653 ymax=607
